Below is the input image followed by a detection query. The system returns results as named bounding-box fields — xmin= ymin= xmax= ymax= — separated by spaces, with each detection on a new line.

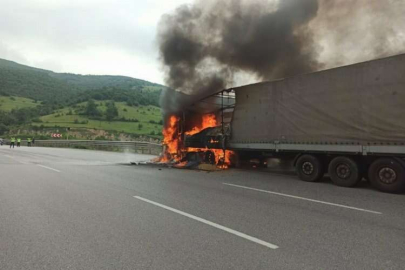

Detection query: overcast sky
xmin=0 ymin=0 xmax=192 ymax=84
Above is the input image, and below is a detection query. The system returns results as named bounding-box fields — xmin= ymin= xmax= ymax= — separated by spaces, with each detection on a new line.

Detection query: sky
xmin=1 ymin=0 xmax=404 ymax=87
xmin=0 ymin=0 xmax=192 ymax=84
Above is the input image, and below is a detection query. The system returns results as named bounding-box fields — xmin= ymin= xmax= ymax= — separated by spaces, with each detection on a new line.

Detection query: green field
xmin=36 ymin=101 xmax=163 ymax=136
xmin=0 ymin=96 xmax=39 ymax=112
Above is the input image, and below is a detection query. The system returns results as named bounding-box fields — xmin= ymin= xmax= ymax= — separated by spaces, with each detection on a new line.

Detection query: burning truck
xmin=159 ymin=90 xmax=236 ymax=169
xmin=159 ymin=54 xmax=405 ymax=193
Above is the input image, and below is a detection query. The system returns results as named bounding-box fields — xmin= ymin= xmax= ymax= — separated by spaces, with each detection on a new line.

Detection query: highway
xmin=0 ymin=146 xmax=404 ymax=270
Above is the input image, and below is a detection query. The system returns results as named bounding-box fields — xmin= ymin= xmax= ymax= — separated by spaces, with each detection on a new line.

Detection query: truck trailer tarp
xmin=230 ymin=54 xmax=405 ymax=145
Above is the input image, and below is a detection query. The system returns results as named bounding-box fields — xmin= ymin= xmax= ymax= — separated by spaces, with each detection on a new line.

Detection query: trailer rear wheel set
xmin=328 ymin=157 xmax=361 ymax=188
xmin=368 ymin=158 xmax=405 ymax=193
xmin=295 ymin=155 xmax=405 ymax=193
xmin=296 ymin=155 xmax=324 ymax=182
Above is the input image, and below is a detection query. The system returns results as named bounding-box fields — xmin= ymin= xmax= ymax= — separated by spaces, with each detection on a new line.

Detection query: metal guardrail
xmin=28 ymin=140 xmax=162 ymax=155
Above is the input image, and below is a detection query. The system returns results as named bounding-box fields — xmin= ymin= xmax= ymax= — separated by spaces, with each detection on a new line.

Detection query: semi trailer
xmin=184 ymin=54 xmax=405 ymax=193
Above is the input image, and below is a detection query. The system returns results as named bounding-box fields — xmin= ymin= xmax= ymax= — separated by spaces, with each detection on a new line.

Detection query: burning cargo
xmin=160 ymin=54 xmax=405 ymax=193
xmin=159 ymin=110 xmax=234 ymax=168
xmin=158 ymin=90 xmax=236 ymax=168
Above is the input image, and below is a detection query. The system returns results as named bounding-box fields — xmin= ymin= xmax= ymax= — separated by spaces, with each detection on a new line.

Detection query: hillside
xmin=0 ymin=58 xmax=165 ymax=104
xmin=50 ymin=73 xmax=162 ymax=91
xmin=36 ymin=101 xmax=163 ymax=137
xmin=0 ymin=60 xmax=80 ymax=102
xmin=0 ymin=96 xmax=39 ymax=112
xmin=0 ymin=58 xmax=50 ymax=72
xmin=0 ymin=58 xmax=166 ymax=139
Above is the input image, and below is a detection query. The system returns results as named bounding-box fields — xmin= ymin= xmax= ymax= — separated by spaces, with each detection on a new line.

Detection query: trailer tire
xmin=328 ymin=157 xmax=361 ymax=187
xmin=368 ymin=158 xmax=405 ymax=193
xmin=296 ymin=155 xmax=324 ymax=182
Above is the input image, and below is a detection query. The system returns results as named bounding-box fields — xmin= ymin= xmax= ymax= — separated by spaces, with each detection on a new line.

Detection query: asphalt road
xmin=0 ymin=146 xmax=404 ymax=270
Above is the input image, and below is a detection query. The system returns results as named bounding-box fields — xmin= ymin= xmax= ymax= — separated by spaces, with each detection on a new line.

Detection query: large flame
xmin=159 ymin=113 xmax=233 ymax=169
xmin=185 ymin=114 xmax=217 ymax=136
xmin=160 ymin=115 xmax=180 ymax=162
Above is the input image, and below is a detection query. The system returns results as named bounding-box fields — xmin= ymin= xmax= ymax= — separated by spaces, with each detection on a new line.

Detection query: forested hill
xmin=0 ymin=58 xmax=165 ymax=104
xmin=0 ymin=59 xmax=80 ymax=102
xmin=50 ymin=73 xmax=162 ymax=90
xmin=0 ymin=58 xmax=50 ymax=72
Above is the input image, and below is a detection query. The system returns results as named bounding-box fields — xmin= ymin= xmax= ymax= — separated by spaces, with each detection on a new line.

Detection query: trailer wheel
xmin=328 ymin=157 xmax=361 ymax=187
xmin=368 ymin=158 xmax=405 ymax=193
xmin=296 ymin=155 xmax=324 ymax=182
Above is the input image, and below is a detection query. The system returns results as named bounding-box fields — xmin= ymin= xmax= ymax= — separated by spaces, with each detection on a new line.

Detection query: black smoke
xmin=159 ymin=0 xmax=319 ymax=95
xmin=158 ymin=0 xmax=405 ymax=115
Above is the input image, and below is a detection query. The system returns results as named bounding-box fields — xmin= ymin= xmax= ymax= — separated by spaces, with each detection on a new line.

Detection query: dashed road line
xmin=223 ymin=183 xmax=382 ymax=215
xmin=134 ymin=196 xmax=279 ymax=249
xmin=133 ymin=196 xmax=279 ymax=250
xmin=37 ymin=165 xmax=61 ymax=173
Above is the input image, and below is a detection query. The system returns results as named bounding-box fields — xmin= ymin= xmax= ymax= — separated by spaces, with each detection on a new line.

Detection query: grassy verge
xmin=0 ymin=96 xmax=39 ymax=111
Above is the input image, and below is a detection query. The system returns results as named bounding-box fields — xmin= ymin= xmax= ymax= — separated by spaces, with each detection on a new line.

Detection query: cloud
xmin=3 ymin=0 xmax=402 ymax=86
xmin=0 ymin=0 xmax=192 ymax=84
xmin=313 ymin=0 xmax=405 ymax=68
xmin=0 ymin=42 xmax=28 ymax=64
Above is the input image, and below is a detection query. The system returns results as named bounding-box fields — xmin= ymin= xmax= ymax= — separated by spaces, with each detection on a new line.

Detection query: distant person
xmin=32 ymin=137 xmax=35 ymax=145
xmin=27 ymin=137 xmax=32 ymax=147
xmin=10 ymin=137 xmax=15 ymax=148
xmin=17 ymin=138 xmax=21 ymax=147
xmin=0 ymin=138 xmax=3 ymax=146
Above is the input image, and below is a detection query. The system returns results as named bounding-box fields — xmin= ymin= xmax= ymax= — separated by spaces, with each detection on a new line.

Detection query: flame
xmin=174 ymin=161 xmax=188 ymax=168
xmin=160 ymin=115 xmax=181 ymax=162
xmin=187 ymin=147 xmax=234 ymax=169
xmin=185 ymin=114 xmax=217 ymax=136
xmin=159 ymin=113 xmax=233 ymax=169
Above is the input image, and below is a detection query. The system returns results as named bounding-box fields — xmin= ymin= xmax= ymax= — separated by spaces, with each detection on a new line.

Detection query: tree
xmin=85 ymin=99 xmax=100 ymax=117
xmin=0 ymin=123 xmax=9 ymax=135
xmin=138 ymin=123 xmax=143 ymax=130
xmin=105 ymin=101 xmax=118 ymax=121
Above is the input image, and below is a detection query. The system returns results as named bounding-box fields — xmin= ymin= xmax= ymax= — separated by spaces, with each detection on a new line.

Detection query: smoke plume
xmin=158 ymin=0 xmax=405 ymax=114
xmin=312 ymin=0 xmax=405 ymax=68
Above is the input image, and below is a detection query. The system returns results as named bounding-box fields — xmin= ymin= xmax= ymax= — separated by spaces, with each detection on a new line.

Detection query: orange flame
xmin=187 ymin=148 xmax=234 ymax=169
xmin=159 ymin=113 xmax=233 ymax=169
xmin=185 ymin=114 xmax=217 ymax=136
xmin=159 ymin=115 xmax=180 ymax=162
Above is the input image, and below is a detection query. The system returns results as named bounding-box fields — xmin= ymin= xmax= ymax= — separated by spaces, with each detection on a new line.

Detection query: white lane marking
xmin=37 ymin=165 xmax=61 ymax=173
xmin=223 ymin=183 xmax=382 ymax=215
xmin=133 ymin=196 xmax=279 ymax=250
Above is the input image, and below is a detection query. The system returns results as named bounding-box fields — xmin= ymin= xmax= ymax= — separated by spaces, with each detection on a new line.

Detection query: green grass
xmin=35 ymin=120 xmax=161 ymax=135
xmin=0 ymin=96 xmax=39 ymax=111
xmin=36 ymin=101 xmax=163 ymax=136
